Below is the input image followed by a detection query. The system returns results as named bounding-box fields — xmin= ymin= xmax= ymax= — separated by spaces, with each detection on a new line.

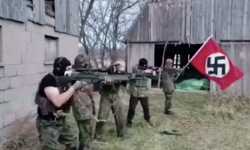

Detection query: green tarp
xmin=176 ymin=78 xmax=209 ymax=91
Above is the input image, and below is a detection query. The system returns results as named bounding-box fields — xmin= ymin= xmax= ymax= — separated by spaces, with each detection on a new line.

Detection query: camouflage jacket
xmin=72 ymin=91 xmax=93 ymax=121
xmin=161 ymin=67 xmax=182 ymax=94
xmin=100 ymin=82 xmax=120 ymax=95
xmin=70 ymin=71 xmax=93 ymax=121
xmin=129 ymin=65 xmax=148 ymax=98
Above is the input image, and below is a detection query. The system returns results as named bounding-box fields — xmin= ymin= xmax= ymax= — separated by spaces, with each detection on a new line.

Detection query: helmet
xmin=73 ymin=55 xmax=91 ymax=68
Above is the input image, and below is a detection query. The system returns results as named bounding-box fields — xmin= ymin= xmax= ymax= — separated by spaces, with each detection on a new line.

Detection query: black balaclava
xmin=52 ymin=57 xmax=71 ymax=76
xmin=138 ymin=58 xmax=148 ymax=69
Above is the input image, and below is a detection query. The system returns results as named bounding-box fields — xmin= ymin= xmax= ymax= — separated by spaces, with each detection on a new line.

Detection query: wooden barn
xmin=124 ymin=0 xmax=250 ymax=95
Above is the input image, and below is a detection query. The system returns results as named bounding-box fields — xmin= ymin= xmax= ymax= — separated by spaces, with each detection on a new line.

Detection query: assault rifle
xmin=56 ymin=66 xmax=162 ymax=90
xmin=55 ymin=68 xmax=131 ymax=91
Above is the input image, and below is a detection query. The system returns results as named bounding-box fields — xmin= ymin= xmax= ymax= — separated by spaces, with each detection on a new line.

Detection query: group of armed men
xmin=35 ymin=54 xmax=181 ymax=150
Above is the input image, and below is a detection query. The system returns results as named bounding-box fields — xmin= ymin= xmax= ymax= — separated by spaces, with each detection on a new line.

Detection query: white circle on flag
xmin=205 ymin=52 xmax=230 ymax=78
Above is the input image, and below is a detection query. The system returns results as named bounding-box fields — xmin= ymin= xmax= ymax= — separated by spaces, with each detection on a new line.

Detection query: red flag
xmin=190 ymin=37 xmax=244 ymax=91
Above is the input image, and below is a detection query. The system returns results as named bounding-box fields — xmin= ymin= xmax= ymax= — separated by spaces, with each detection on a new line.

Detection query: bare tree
xmin=79 ymin=0 xmax=95 ymax=55
xmin=80 ymin=0 xmax=143 ymax=67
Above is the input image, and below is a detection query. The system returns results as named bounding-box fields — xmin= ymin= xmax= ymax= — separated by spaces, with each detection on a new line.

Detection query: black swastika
xmin=207 ymin=56 xmax=226 ymax=75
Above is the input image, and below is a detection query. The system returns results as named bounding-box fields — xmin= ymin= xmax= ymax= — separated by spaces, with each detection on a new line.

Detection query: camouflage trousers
xmin=36 ymin=116 xmax=77 ymax=150
xmin=77 ymin=120 xmax=93 ymax=150
xmin=164 ymin=92 xmax=173 ymax=111
xmin=95 ymin=93 xmax=126 ymax=139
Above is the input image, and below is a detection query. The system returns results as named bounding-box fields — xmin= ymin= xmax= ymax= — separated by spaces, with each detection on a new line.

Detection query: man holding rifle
xmin=94 ymin=61 xmax=127 ymax=142
xmin=70 ymin=55 xmax=98 ymax=150
xmin=35 ymin=56 xmax=87 ymax=150
xmin=127 ymin=58 xmax=154 ymax=127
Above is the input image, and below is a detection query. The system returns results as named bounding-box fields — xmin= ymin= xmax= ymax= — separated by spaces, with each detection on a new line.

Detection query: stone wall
xmin=0 ymin=13 xmax=78 ymax=130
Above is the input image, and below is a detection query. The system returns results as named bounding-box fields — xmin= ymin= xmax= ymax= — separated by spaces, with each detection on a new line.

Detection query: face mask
xmin=53 ymin=57 xmax=71 ymax=76
xmin=64 ymin=70 xmax=73 ymax=76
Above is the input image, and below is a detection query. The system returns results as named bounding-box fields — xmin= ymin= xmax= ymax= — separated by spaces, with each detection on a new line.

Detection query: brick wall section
xmin=0 ymin=15 xmax=78 ymax=130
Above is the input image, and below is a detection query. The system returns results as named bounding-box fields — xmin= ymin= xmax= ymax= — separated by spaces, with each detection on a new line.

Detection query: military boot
xmin=146 ymin=120 xmax=153 ymax=127
xmin=164 ymin=109 xmax=174 ymax=115
xmin=126 ymin=120 xmax=132 ymax=127
xmin=93 ymin=136 xmax=107 ymax=143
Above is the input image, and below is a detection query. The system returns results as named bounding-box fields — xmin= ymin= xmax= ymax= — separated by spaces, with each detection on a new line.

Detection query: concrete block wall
xmin=0 ymin=12 xmax=78 ymax=130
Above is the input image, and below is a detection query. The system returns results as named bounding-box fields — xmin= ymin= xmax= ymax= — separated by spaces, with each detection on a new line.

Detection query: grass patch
xmin=2 ymin=91 xmax=250 ymax=150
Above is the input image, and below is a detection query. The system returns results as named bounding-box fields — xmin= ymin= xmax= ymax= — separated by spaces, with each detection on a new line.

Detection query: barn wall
xmin=0 ymin=4 xmax=78 ymax=133
xmin=126 ymin=0 xmax=250 ymax=43
xmin=127 ymin=43 xmax=154 ymax=72
xmin=32 ymin=0 xmax=46 ymax=24
xmin=210 ymin=43 xmax=250 ymax=96
xmin=0 ymin=0 xmax=25 ymax=22
xmin=126 ymin=4 xmax=150 ymax=41
xmin=55 ymin=0 xmax=79 ymax=36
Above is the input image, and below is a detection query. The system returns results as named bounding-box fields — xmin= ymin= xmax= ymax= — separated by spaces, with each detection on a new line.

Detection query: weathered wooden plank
xmin=126 ymin=0 xmax=250 ymax=43
xmin=127 ymin=3 xmax=150 ymax=42
xmin=44 ymin=36 xmax=58 ymax=63
xmin=232 ymin=44 xmax=242 ymax=92
xmin=32 ymin=0 xmax=45 ymax=24
xmin=55 ymin=0 xmax=67 ymax=33
xmin=185 ymin=0 xmax=191 ymax=43
xmin=220 ymin=0 xmax=227 ymax=40
xmin=54 ymin=0 xmax=79 ymax=36
xmin=239 ymin=44 xmax=247 ymax=96
xmin=0 ymin=0 xmax=25 ymax=22
xmin=246 ymin=1 xmax=250 ymax=39
xmin=180 ymin=0 xmax=186 ymax=42
xmin=244 ymin=44 xmax=250 ymax=97
xmin=190 ymin=0 xmax=197 ymax=43
xmin=200 ymin=0 xmax=205 ymax=42
xmin=230 ymin=0 xmax=244 ymax=39
xmin=66 ymin=0 xmax=79 ymax=36
xmin=203 ymin=0 xmax=208 ymax=39
xmin=242 ymin=0 xmax=248 ymax=39
xmin=127 ymin=43 xmax=154 ymax=72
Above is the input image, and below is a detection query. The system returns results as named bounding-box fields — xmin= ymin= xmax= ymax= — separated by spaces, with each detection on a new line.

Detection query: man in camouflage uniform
xmin=162 ymin=58 xmax=182 ymax=115
xmin=36 ymin=57 xmax=87 ymax=150
xmin=126 ymin=58 xmax=153 ymax=127
xmin=71 ymin=55 xmax=95 ymax=150
xmin=94 ymin=62 xmax=126 ymax=141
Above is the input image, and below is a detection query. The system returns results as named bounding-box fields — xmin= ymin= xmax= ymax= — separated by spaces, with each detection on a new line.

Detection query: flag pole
xmin=175 ymin=35 xmax=213 ymax=80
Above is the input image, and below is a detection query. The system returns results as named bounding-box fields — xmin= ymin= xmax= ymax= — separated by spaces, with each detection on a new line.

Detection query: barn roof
xmin=124 ymin=0 xmax=250 ymax=44
xmin=123 ymin=0 xmax=185 ymax=43
xmin=122 ymin=1 xmax=149 ymax=43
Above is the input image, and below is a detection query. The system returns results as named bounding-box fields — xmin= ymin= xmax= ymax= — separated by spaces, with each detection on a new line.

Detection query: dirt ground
xmin=2 ymin=90 xmax=250 ymax=150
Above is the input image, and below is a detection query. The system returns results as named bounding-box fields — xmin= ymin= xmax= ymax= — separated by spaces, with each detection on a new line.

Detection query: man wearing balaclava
xmin=35 ymin=56 xmax=88 ymax=150
xmin=126 ymin=58 xmax=153 ymax=127
xmin=161 ymin=58 xmax=182 ymax=115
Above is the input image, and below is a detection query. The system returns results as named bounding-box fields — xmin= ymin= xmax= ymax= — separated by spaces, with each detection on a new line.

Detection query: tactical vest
xmin=130 ymin=66 xmax=148 ymax=88
xmin=101 ymin=82 xmax=120 ymax=94
xmin=162 ymin=68 xmax=175 ymax=94
xmin=34 ymin=73 xmax=71 ymax=116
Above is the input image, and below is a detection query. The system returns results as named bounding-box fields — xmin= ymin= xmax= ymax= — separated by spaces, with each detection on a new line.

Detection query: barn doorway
xmin=154 ymin=44 xmax=209 ymax=91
